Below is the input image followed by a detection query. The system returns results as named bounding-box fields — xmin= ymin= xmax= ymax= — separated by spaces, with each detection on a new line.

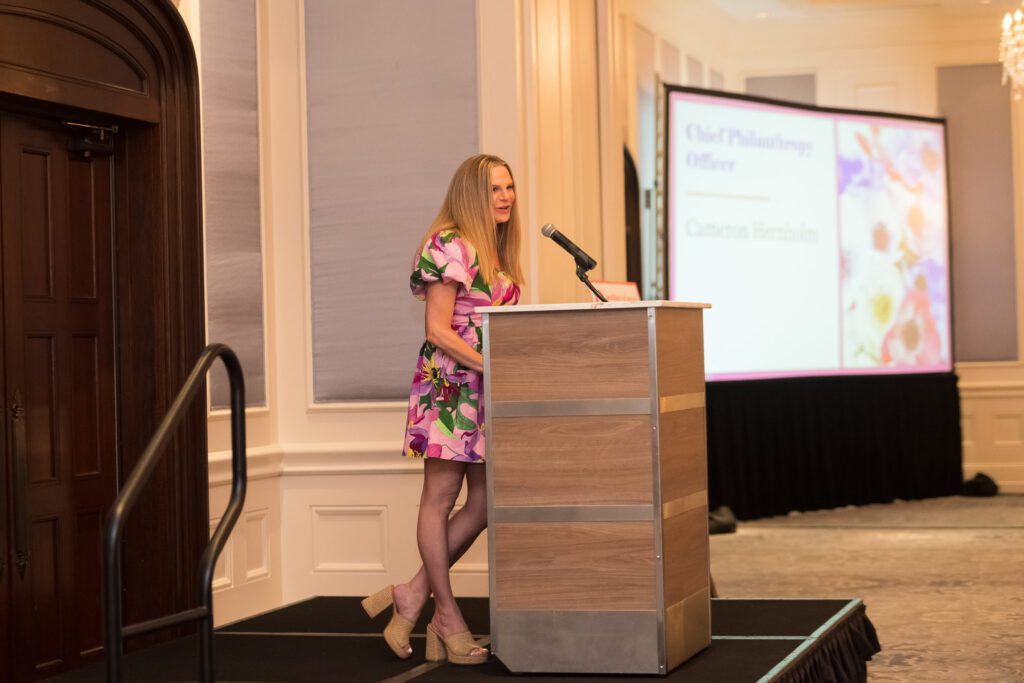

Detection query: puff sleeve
xmin=410 ymin=229 xmax=478 ymax=300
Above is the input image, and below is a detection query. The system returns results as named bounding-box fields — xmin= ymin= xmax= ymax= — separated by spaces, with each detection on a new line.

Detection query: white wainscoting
xmin=208 ymin=442 xmax=490 ymax=626
xmin=209 ymin=519 xmax=233 ymax=593
xmin=310 ymin=504 xmax=390 ymax=574
xmin=960 ymin=382 xmax=1024 ymax=493
xmin=278 ymin=445 xmax=489 ymax=606
xmin=208 ymin=446 xmax=283 ymax=626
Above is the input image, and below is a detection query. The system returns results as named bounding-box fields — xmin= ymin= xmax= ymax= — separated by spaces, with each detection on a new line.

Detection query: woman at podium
xmin=362 ymin=154 xmax=523 ymax=665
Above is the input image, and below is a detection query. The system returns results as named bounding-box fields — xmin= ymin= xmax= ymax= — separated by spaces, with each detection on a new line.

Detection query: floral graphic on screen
xmin=837 ymin=122 xmax=949 ymax=370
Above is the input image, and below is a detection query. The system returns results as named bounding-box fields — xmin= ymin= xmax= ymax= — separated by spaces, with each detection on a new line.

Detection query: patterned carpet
xmin=710 ymin=495 xmax=1024 ymax=682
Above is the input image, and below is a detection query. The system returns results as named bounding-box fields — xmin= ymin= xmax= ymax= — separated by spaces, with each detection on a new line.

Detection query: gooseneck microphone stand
xmin=576 ymin=264 xmax=608 ymax=302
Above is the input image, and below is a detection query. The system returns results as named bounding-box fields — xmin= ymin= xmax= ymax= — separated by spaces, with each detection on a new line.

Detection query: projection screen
xmin=665 ymin=87 xmax=952 ymax=381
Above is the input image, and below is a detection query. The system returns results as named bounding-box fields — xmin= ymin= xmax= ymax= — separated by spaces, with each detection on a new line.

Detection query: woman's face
xmin=489 ymin=165 xmax=515 ymax=225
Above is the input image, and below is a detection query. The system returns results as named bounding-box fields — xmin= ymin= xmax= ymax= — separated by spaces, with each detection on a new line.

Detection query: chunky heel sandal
xmin=361 ymin=585 xmax=415 ymax=660
xmin=425 ymin=623 xmax=488 ymax=665
xmin=361 ymin=585 xmax=394 ymax=619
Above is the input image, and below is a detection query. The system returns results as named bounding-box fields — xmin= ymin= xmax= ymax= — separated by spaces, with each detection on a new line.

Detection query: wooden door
xmin=1 ymin=111 xmax=118 ymax=681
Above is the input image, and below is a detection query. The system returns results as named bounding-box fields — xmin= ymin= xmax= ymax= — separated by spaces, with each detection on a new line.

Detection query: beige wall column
xmin=479 ymin=0 xmax=629 ymax=300
xmin=525 ymin=0 xmax=606 ymax=303
xmin=597 ymin=0 xmax=627 ymax=284
xmin=478 ymin=0 xmax=538 ymax=302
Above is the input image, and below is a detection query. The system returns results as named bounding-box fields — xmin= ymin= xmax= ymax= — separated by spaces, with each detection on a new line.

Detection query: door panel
xmin=68 ymin=157 xmax=102 ymax=301
xmin=25 ymin=334 xmax=57 ymax=483
xmin=29 ymin=517 xmax=61 ymax=669
xmin=75 ymin=509 xmax=104 ymax=656
xmin=17 ymin=148 xmax=54 ymax=300
xmin=71 ymin=335 xmax=103 ymax=477
xmin=1 ymin=111 xmax=118 ymax=680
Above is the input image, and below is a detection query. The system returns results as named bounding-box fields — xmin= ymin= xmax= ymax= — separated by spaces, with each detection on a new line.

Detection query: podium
xmin=480 ymin=301 xmax=711 ymax=675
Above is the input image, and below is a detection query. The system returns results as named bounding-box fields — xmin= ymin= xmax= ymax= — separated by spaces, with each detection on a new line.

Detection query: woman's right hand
xmin=425 ymin=281 xmax=484 ymax=373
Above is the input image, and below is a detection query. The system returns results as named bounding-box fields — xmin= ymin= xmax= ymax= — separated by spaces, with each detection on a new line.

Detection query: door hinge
xmin=63 ymin=120 xmax=118 ymax=158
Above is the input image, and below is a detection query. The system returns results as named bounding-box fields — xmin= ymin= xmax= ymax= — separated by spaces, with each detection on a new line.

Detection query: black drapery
xmin=775 ymin=602 xmax=881 ymax=683
xmin=706 ymin=372 xmax=963 ymax=520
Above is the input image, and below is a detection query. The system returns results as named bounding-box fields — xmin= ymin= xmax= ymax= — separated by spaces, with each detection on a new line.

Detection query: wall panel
xmin=686 ymin=56 xmax=704 ymax=88
xmin=745 ymin=73 xmax=816 ymax=105
xmin=209 ymin=465 xmax=282 ymax=626
xmin=659 ymin=40 xmax=680 ymax=85
xmin=244 ymin=510 xmax=270 ymax=580
xmin=200 ymin=0 xmax=267 ymax=407
xmin=305 ymin=0 xmax=479 ymax=401
xmin=311 ymin=506 xmax=388 ymax=573
xmin=961 ymin=388 xmax=1024 ymax=492
xmin=939 ymin=64 xmax=1017 ymax=363
xmin=279 ymin=470 xmax=488 ymax=604
xmin=853 ymin=82 xmax=898 ymax=111
xmin=211 ymin=518 xmax=234 ymax=592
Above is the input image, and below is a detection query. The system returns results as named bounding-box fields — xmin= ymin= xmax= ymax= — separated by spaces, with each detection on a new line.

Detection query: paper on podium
xmin=589 ymin=280 xmax=641 ymax=302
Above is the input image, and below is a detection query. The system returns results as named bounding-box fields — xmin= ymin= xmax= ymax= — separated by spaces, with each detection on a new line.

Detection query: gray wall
xmin=746 ymin=74 xmax=817 ymax=106
xmin=686 ymin=56 xmax=703 ymax=88
xmin=660 ymin=41 xmax=680 ymax=85
xmin=938 ymin=64 xmax=1017 ymax=362
xmin=305 ymin=0 xmax=479 ymax=401
xmin=708 ymin=69 xmax=724 ymax=91
xmin=200 ymin=0 xmax=266 ymax=407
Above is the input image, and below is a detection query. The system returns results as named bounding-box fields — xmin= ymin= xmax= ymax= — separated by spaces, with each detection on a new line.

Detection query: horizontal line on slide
xmin=750 ymin=525 xmax=1024 ymax=530
xmin=687 ymin=191 xmax=770 ymax=201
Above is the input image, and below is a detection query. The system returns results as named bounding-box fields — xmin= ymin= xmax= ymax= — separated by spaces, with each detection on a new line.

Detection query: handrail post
xmin=196 ymin=348 xmax=246 ymax=683
xmin=103 ymin=344 xmax=246 ymax=683
xmin=103 ymin=530 xmax=124 ymax=682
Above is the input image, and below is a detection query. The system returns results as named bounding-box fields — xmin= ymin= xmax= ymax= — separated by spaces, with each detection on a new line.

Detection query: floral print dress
xmin=403 ymin=230 xmax=520 ymax=462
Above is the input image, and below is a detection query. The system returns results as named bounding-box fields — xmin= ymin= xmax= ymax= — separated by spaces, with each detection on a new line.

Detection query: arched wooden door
xmin=0 ymin=2 xmax=207 ymax=680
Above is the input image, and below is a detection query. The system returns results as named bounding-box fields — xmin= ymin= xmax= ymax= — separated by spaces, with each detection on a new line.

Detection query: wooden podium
xmin=480 ymin=301 xmax=711 ymax=675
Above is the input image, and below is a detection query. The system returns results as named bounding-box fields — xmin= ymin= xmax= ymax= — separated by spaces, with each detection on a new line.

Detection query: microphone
xmin=541 ymin=223 xmax=597 ymax=272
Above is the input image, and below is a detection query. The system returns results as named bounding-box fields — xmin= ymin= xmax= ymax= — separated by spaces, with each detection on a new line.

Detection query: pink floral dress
xmin=403 ymin=229 xmax=520 ymax=462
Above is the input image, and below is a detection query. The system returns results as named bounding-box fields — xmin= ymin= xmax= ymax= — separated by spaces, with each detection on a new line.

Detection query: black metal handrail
xmin=103 ymin=343 xmax=246 ymax=683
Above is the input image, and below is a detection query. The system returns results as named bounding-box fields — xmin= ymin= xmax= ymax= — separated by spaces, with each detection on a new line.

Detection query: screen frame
xmin=661 ymin=84 xmax=956 ymax=381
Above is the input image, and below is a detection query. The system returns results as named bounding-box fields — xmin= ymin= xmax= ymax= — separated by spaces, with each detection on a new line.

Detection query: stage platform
xmin=47 ymin=596 xmax=879 ymax=682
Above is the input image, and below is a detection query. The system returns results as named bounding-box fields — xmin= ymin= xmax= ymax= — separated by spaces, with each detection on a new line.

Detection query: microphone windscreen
xmin=541 ymin=223 xmax=556 ymax=238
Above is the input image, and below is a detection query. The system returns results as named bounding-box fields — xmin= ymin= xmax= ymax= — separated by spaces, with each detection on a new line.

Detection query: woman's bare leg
xmin=450 ymin=461 xmax=488 ymax=557
xmin=399 ymin=459 xmax=485 ymax=650
xmin=393 ymin=462 xmax=488 ymax=622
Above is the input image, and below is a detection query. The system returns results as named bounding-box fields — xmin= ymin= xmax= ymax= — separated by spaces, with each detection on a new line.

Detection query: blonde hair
xmin=417 ymin=154 xmax=524 ymax=285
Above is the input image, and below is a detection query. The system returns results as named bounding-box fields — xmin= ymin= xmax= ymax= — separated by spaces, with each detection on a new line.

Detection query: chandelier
xmin=1001 ymin=7 xmax=1024 ymax=99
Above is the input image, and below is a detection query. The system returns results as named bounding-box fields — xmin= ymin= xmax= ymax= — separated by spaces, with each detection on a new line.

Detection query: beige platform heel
xmin=425 ymin=623 xmax=488 ymax=665
xmin=361 ymin=585 xmax=415 ymax=659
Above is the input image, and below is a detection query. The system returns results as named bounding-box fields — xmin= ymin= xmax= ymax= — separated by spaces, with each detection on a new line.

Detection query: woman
xmin=362 ymin=154 xmax=523 ymax=665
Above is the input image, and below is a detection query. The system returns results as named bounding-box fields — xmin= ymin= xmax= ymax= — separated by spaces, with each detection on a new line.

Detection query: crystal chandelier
xmin=1001 ymin=7 xmax=1024 ymax=99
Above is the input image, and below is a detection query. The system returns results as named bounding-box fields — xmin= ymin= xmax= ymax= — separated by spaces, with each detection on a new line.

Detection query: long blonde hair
xmin=417 ymin=154 xmax=524 ymax=285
